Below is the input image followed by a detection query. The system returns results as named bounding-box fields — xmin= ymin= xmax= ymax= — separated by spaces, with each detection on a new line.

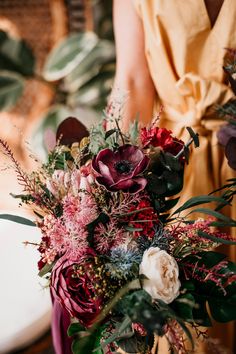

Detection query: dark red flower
xmin=141 ymin=127 xmax=184 ymax=156
xmin=126 ymin=199 xmax=158 ymax=239
xmin=50 ymin=254 xmax=103 ymax=328
xmin=92 ymin=144 xmax=149 ymax=193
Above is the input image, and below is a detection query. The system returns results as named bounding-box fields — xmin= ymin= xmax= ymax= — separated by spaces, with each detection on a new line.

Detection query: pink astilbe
xmin=169 ymin=218 xmax=234 ymax=248
xmin=0 ymin=139 xmax=36 ymax=193
xmin=182 ymin=260 xmax=236 ymax=295
xmin=41 ymin=215 xmax=68 ymax=255
xmin=165 ymin=320 xmax=187 ymax=354
xmin=103 ymin=192 xmax=142 ymax=217
xmin=40 ymin=193 xmax=98 ymax=259
xmin=94 ymin=219 xmax=127 ymax=253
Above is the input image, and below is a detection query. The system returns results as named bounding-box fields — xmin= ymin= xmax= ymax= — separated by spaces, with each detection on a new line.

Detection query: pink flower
xmin=51 ymin=254 xmax=103 ymax=328
xmin=46 ymin=170 xmax=71 ymax=198
xmin=92 ymin=145 xmax=149 ymax=193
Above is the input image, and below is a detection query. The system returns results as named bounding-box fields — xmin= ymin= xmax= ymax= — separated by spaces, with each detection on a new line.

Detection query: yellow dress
xmin=132 ymin=0 xmax=236 ymax=353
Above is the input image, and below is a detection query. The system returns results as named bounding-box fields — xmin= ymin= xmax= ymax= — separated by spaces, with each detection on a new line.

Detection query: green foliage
xmin=64 ymin=40 xmax=115 ymax=93
xmin=0 ymin=31 xmax=35 ymax=77
xmin=146 ymin=152 xmax=184 ymax=197
xmin=180 ymin=252 xmax=236 ymax=324
xmin=38 ymin=261 xmax=55 ymax=277
xmin=0 ymin=71 xmax=25 ymax=110
xmin=43 ymin=32 xmax=98 ymax=81
xmin=67 ymin=322 xmax=85 ymax=337
xmin=172 ymin=195 xmax=230 ymax=216
xmin=117 ymin=290 xmax=168 ymax=335
xmin=0 ymin=214 xmax=35 ymax=226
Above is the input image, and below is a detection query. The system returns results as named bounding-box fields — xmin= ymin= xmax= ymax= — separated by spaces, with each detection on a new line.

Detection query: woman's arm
xmin=112 ymin=0 xmax=156 ymax=131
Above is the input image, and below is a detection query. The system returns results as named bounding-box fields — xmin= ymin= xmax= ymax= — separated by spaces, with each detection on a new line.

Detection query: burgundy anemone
xmin=92 ymin=144 xmax=149 ymax=193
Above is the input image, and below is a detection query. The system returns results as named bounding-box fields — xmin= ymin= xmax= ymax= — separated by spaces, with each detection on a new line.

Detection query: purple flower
xmin=217 ymin=124 xmax=236 ymax=170
xmin=225 ymin=137 xmax=236 ymax=170
xmin=92 ymin=144 xmax=149 ymax=193
xmin=217 ymin=124 xmax=236 ymax=146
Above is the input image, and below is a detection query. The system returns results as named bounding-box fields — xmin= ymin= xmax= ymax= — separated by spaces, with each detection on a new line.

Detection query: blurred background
xmin=0 ymin=1 xmax=114 ymax=353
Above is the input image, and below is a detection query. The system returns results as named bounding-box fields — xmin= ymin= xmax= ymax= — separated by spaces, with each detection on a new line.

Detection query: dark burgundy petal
xmin=111 ymin=178 xmax=135 ymax=190
xmin=128 ymin=177 xmax=148 ymax=193
xmin=119 ymin=145 xmax=143 ymax=165
xmin=56 ymin=117 xmax=89 ymax=146
xmin=132 ymin=155 xmax=150 ymax=176
xmin=92 ymin=148 xmax=115 ymax=172
xmin=98 ymin=161 xmax=114 ymax=184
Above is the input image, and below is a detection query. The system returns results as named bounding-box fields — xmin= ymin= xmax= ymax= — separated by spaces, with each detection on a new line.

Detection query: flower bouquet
xmin=1 ymin=107 xmax=236 ymax=354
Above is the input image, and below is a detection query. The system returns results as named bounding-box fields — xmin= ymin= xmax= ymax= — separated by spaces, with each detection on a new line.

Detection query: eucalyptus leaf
xmin=172 ymin=195 xmax=229 ymax=216
xmin=198 ymin=231 xmax=236 ymax=245
xmin=0 ymin=71 xmax=25 ymax=110
xmin=187 ymin=207 xmax=236 ymax=224
xmin=43 ymin=32 xmax=98 ymax=81
xmin=38 ymin=261 xmax=55 ymax=277
xmin=0 ymin=214 xmax=35 ymax=226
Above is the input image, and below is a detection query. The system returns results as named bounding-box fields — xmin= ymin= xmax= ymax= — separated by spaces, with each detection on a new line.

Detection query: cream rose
xmin=139 ymin=247 xmax=180 ymax=304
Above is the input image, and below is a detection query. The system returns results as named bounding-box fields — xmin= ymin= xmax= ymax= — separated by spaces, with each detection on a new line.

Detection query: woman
xmin=113 ymin=0 xmax=236 ymax=353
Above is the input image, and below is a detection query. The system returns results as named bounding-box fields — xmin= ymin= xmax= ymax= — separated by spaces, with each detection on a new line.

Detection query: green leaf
xmin=209 ymin=221 xmax=236 ymax=228
xmin=98 ymin=317 xmax=132 ymax=349
xmin=192 ymin=296 xmax=212 ymax=327
xmin=159 ymin=152 xmax=182 ymax=172
xmin=0 ymin=214 xmax=35 ymax=226
xmin=43 ymin=32 xmax=98 ymax=81
xmin=67 ymin=322 xmax=85 ymax=337
xmin=105 ymin=129 xmax=117 ymax=140
xmin=198 ymin=230 xmax=236 ymax=245
xmin=125 ymin=226 xmax=143 ymax=232
xmin=0 ymin=71 xmax=24 ymax=110
xmin=172 ymin=195 xmax=229 ymax=216
xmin=0 ymin=31 xmax=35 ymax=76
xmin=67 ymin=70 xmax=114 ymax=109
xmin=173 ymin=294 xmax=195 ymax=321
xmin=208 ymin=293 xmax=236 ymax=322
xmin=186 ymin=127 xmax=199 ymax=147
xmin=160 ymin=197 xmax=180 ymax=212
xmin=117 ymin=335 xmax=139 ymax=354
xmin=64 ymin=39 xmax=115 ymax=92
xmin=38 ymin=261 xmax=55 ymax=277
xmin=129 ymin=119 xmax=139 ymax=145
xmin=187 ymin=207 xmax=236 ymax=224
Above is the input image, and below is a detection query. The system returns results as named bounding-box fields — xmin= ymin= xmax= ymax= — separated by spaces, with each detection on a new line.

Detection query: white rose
xmin=139 ymin=247 xmax=180 ymax=304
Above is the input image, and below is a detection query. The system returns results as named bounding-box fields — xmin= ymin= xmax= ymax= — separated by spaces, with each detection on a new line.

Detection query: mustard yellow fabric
xmin=132 ymin=0 xmax=236 ymax=353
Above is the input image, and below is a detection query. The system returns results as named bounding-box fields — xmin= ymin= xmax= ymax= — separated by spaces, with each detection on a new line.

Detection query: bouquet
xmin=1 ymin=106 xmax=236 ymax=354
